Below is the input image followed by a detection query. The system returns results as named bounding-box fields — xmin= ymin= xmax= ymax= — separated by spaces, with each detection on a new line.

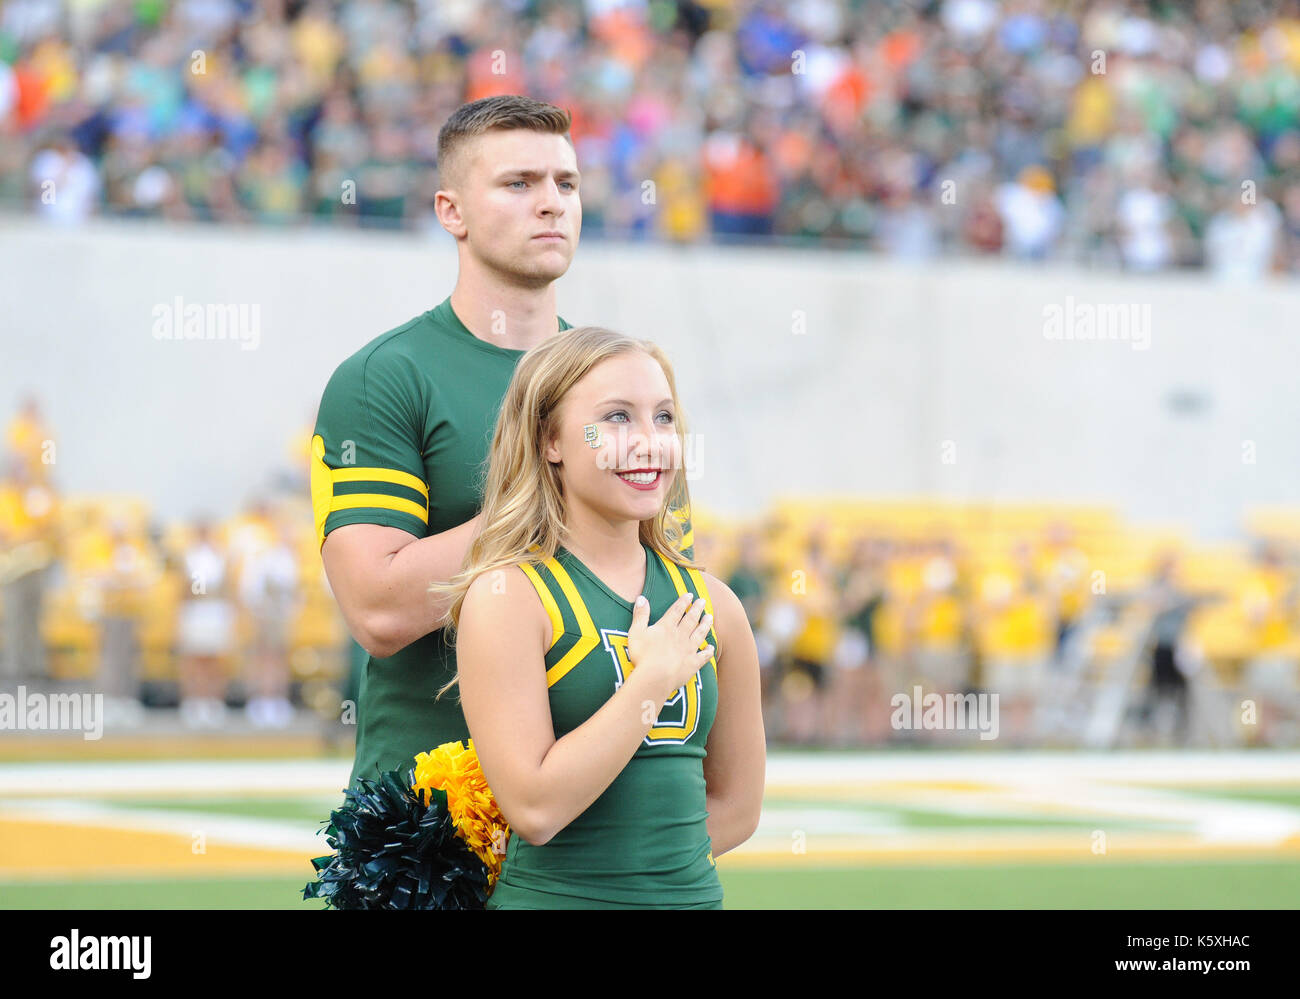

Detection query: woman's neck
xmin=559 ymin=519 xmax=643 ymax=577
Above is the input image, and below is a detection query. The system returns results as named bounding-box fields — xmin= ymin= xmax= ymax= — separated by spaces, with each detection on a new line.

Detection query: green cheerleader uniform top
xmin=485 ymin=541 xmax=724 ymax=909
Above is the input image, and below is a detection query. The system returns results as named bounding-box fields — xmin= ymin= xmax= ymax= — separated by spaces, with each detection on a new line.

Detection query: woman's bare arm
xmin=701 ymin=572 xmax=766 ymax=856
xmin=456 ymin=564 xmax=681 ymax=846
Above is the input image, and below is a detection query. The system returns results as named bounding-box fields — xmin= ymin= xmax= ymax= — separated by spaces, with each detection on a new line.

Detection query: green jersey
xmin=311 ymin=297 xmax=695 ymax=789
xmin=486 ymin=541 xmax=723 ymax=909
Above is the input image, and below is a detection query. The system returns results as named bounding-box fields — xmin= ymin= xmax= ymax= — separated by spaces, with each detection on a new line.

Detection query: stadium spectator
xmin=726 ymin=528 xmax=778 ymax=725
xmin=27 ymin=132 xmax=99 ymax=224
xmin=781 ymin=524 xmax=838 ymax=744
xmin=995 ymin=165 xmax=1065 ymax=261
xmin=0 ymin=454 xmax=57 ymax=685
xmin=95 ymin=517 xmax=152 ymax=727
xmin=177 ymin=517 xmax=236 ymax=728
xmin=828 ymin=536 xmax=887 ymax=747
xmin=973 ymin=538 xmax=1047 ymax=745
xmin=1039 ymin=520 xmax=1091 ymax=668
xmin=1239 ymin=540 xmax=1299 ymax=745
xmin=238 ymin=517 xmax=300 ymax=728
xmin=5 ymin=394 xmax=53 ymax=484
xmin=1203 ymin=186 xmax=1284 ymax=279
xmin=1140 ymin=551 xmax=1196 ymax=746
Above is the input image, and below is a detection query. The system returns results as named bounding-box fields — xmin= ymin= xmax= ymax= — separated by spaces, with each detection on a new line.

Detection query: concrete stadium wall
xmin=2 ymin=213 xmax=1297 ymax=538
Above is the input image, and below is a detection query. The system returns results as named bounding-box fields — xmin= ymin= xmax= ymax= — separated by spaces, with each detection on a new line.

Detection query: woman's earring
xmin=583 ymin=424 xmax=601 ymax=448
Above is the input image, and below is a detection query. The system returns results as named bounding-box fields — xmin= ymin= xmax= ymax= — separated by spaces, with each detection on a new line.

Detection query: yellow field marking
xmin=0 ymin=817 xmax=313 ymax=879
xmin=2 ymin=817 xmax=1296 ymax=882
xmin=0 ymin=789 xmax=343 ymax=800
xmin=0 ymin=735 xmax=354 ymax=762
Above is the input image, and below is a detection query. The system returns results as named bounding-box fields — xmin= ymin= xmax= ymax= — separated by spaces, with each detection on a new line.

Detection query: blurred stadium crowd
xmin=2 ymin=0 xmax=1299 ymax=275
xmin=717 ymin=509 xmax=1300 ymax=749
xmin=0 ymin=396 xmax=345 ymax=730
xmin=2 ymin=395 xmax=1298 ymax=746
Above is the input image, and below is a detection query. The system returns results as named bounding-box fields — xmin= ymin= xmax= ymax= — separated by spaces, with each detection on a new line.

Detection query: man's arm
xmin=321 ymin=514 xmax=481 ymax=659
xmin=312 ymin=348 xmax=472 ymax=660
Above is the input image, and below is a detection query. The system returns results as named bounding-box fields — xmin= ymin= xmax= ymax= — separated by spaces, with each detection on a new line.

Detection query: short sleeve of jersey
xmin=670 ymin=501 xmax=695 ymax=561
xmin=311 ymin=350 xmax=430 ymax=549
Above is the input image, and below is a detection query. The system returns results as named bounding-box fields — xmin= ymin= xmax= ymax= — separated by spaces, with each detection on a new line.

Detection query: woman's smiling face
xmin=544 ymin=351 xmax=682 ymax=524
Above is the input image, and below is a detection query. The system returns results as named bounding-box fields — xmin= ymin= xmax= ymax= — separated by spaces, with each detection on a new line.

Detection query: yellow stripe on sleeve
xmin=331 ymin=466 xmax=430 ymax=499
xmin=328 ymin=493 xmax=428 ymax=523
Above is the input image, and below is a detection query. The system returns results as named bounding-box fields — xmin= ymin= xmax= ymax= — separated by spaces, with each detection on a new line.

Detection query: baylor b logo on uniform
xmin=602 ymin=628 xmax=702 ymax=745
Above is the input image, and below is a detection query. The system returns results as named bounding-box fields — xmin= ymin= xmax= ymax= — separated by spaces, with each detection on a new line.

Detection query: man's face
xmin=444 ymin=129 xmax=581 ymax=287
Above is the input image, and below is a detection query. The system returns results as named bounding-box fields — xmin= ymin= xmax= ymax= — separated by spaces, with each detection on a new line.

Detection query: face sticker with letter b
xmin=583 ymin=424 xmax=601 ymax=448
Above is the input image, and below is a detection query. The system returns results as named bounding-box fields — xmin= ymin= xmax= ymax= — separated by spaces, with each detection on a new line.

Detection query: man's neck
xmin=449 ymin=274 xmax=561 ymax=352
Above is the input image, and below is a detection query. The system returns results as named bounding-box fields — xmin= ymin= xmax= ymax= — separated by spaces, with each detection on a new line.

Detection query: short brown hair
xmin=437 ymin=95 xmax=573 ymax=190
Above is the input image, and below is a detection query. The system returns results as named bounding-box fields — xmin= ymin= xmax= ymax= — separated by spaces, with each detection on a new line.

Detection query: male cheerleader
xmin=311 ymin=95 xmax=695 ymax=789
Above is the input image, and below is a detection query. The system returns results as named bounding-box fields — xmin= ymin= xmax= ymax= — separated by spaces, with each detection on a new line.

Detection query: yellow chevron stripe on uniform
xmin=681 ymin=565 xmax=720 ymax=662
xmin=539 ymin=557 xmax=599 ymax=688
xmin=654 ymin=551 xmax=719 ymax=679
xmin=519 ymin=561 xmax=564 ymax=653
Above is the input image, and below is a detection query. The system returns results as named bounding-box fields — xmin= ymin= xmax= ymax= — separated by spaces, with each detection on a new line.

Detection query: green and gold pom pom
xmin=304 ymin=740 xmax=512 ymax=909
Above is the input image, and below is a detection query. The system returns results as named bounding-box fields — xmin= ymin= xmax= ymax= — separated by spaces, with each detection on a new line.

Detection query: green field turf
xmin=1169 ymin=787 xmax=1300 ymax=808
xmin=5 ymin=752 xmax=1297 ymax=909
xmin=3 ymin=858 xmax=1296 ymax=909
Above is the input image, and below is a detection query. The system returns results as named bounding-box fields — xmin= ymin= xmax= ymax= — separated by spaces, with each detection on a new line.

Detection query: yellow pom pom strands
xmin=412 ymin=740 xmax=511 ymax=889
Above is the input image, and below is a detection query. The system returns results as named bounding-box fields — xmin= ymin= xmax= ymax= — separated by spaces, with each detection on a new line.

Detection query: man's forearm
xmin=369 ymin=515 xmax=482 ymax=656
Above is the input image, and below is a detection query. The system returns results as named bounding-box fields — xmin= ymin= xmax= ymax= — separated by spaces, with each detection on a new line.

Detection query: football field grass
xmin=3 ymin=859 xmax=1296 ymax=909
xmin=2 ymin=749 xmax=1297 ymax=909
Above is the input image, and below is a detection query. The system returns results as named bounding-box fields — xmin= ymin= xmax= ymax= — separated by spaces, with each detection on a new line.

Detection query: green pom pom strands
xmin=303 ymin=768 xmax=491 ymax=910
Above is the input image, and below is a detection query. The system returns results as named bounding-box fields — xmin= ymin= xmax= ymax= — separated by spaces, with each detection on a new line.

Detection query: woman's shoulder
xmin=692 ymin=569 xmax=751 ymax=656
xmin=695 ymin=568 xmax=733 ymax=605
xmin=461 ymin=562 xmax=552 ymax=608
xmin=461 ymin=563 xmax=554 ymax=649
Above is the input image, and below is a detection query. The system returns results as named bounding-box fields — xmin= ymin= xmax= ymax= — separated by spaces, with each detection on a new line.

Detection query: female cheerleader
xmin=429 ymin=326 xmax=766 ymax=909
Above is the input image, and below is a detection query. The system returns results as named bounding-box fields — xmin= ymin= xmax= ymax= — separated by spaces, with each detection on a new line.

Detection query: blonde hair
xmin=430 ymin=326 xmax=699 ymax=700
